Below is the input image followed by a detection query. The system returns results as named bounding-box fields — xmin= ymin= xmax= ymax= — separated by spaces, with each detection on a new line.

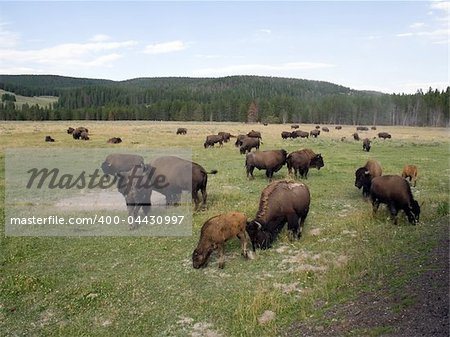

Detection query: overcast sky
xmin=0 ymin=1 xmax=448 ymax=94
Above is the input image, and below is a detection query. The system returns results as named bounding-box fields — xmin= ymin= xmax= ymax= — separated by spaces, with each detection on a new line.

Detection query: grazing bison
xmin=353 ymin=132 xmax=360 ymax=141
xmin=204 ymin=135 xmax=223 ymax=148
xmin=246 ymin=180 xmax=310 ymax=250
xmin=370 ymin=175 xmax=420 ymax=225
xmin=294 ymin=130 xmax=309 ymax=138
xmin=72 ymin=127 xmax=89 ymax=140
xmin=401 ymin=164 xmax=418 ymax=187
xmin=356 ymin=126 xmax=369 ymax=131
xmin=101 ymin=153 xmax=145 ymax=175
xmin=322 ymin=127 xmax=329 ymax=132
xmin=371 ymin=126 xmax=377 ymax=130
xmin=107 ymin=137 xmax=122 ymax=144
xmin=247 ymin=130 xmax=262 ymax=139
xmin=315 ymin=125 xmax=321 ymax=129
xmin=234 ymin=134 xmax=247 ymax=147
xmin=354 ymin=159 xmax=383 ymax=197
xmin=245 ymin=150 xmax=287 ymax=180
xmin=310 ymin=129 xmax=320 ymax=138
xmin=281 ymin=131 xmax=291 ymax=139
xmin=192 ymin=212 xmax=250 ymax=269
xmin=67 ymin=127 xmax=75 ymax=134
xmin=378 ymin=132 xmax=392 ymax=139
xmin=291 ymin=124 xmax=300 ymax=129
xmin=176 ymin=128 xmax=187 ymax=135
xmin=362 ymin=138 xmax=371 ymax=152
xmin=287 ymin=149 xmax=324 ymax=179
xmin=335 ymin=125 xmax=342 ymax=130
xmin=218 ymin=132 xmax=234 ymax=142
xmin=45 ymin=136 xmax=55 ymax=142
xmin=149 ymin=156 xmax=217 ymax=210
xmin=239 ymin=137 xmax=260 ymax=154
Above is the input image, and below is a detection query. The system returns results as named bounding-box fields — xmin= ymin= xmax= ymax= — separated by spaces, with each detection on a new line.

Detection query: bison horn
xmin=254 ymin=220 xmax=263 ymax=230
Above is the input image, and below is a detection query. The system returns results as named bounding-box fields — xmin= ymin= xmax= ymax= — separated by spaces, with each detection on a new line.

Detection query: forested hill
xmin=0 ymin=74 xmax=448 ymax=126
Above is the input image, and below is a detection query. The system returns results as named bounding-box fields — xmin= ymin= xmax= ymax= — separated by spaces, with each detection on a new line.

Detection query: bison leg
xmin=287 ymin=214 xmax=300 ymax=240
xmin=247 ymin=166 xmax=255 ymax=179
xmin=237 ymin=231 xmax=249 ymax=259
xmin=372 ymin=199 xmax=380 ymax=217
xmin=388 ymin=204 xmax=399 ymax=225
xmin=217 ymin=244 xmax=225 ymax=269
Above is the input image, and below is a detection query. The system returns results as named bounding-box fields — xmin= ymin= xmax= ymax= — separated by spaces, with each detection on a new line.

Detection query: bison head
xmin=355 ymin=167 xmax=370 ymax=189
xmin=408 ymin=199 xmax=421 ymax=225
xmin=311 ymin=154 xmax=324 ymax=170
xmin=192 ymin=247 xmax=213 ymax=269
xmin=246 ymin=220 xmax=272 ymax=250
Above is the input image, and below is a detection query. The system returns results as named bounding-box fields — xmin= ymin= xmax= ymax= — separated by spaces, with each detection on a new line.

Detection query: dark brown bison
xmin=204 ymin=135 xmax=223 ymax=148
xmin=234 ymin=134 xmax=247 ymax=147
xmin=218 ymin=132 xmax=235 ymax=142
xmin=378 ymin=132 xmax=392 ymax=139
xmin=247 ymin=130 xmax=262 ymax=139
xmin=176 ymin=128 xmax=187 ymax=135
xmin=310 ymin=129 xmax=320 ymax=138
xmin=80 ymin=131 xmax=89 ymax=140
xmin=192 ymin=212 xmax=250 ymax=269
xmin=45 ymin=136 xmax=55 ymax=142
xmin=356 ymin=126 xmax=369 ymax=131
xmin=362 ymin=138 xmax=371 ymax=152
xmin=281 ymin=131 xmax=291 ymax=139
xmin=371 ymin=126 xmax=377 ymax=130
xmin=72 ymin=127 xmax=89 ymax=140
xmin=67 ymin=127 xmax=75 ymax=134
xmin=294 ymin=130 xmax=309 ymax=138
xmin=322 ymin=127 xmax=329 ymax=132
xmin=315 ymin=125 xmax=320 ymax=129
xmin=335 ymin=125 xmax=342 ymax=130
xmin=246 ymin=180 xmax=310 ymax=250
xmin=245 ymin=150 xmax=287 ymax=180
xmin=149 ymin=156 xmax=217 ymax=210
xmin=353 ymin=132 xmax=360 ymax=141
xmin=107 ymin=137 xmax=122 ymax=144
xmin=401 ymin=164 xmax=418 ymax=187
xmin=370 ymin=175 xmax=420 ymax=225
xmin=287 ymin=149 xmax=324 ymax=179
xmin=101 ymin=153 xmax=145 ymax=175
xmin=239 ymin=137 xmax=260 ymax=154
xmin=355 ymin=159 xmax=383 ymax=197
xmin=291 ymin=124 xmax=300 ymax=129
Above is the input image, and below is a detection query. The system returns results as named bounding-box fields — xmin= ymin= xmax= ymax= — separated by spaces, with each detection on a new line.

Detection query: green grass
xmin=0 ymin=89 xmax=58 ymax=109
xmin=0 ymin=122 xmax=449 ymax=336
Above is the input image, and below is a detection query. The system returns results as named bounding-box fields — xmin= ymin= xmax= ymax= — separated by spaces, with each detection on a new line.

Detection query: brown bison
xmin=315 ymin=125 xmax=320 ymax=129
xmin=245 ymin=150 xmax=287 ymax=180
xmin=45 ymin=136 xmax=55 ymax=142
xmin=335 ymin=125 xmax=342 ymax=130
xmin=378 ymin=132 xmax=392 ymax=139
xmin=291 ymin=124 xmax=300 ymax=129
xmin=239 ymin=137 xmax=260 ymax=154
xmin=72 ymin=127 xmax=89 ymax=140
xmin=281 ymin=131 xmax=291 ymax=139
xmin=362 ymin=138 xmax=371 ymax=152
xmin=247 ymin=130 xmax=262 ymax=139
xmin=353 ymin=132 xmax=360 ymax=141
xmin=356 ymin=126 xmax=369 ymax=131
xmin=149 ymin=156 xmax=217 ymax=210
xmin=322 ymin=127 xmax=329 ymax=132
xmin=290 ymin=130 xmax=309 ymax=139
xmin=101 ymin=153 xmax=145 ymax=175
xmin=234 ymin=134 xmax=247 ymax=147
xmin=67 ymin=127 xmax=75 ymax=134
xmin=246 ymin=180 xmax=310 ymax=250
xmin=371 ymin=126 xmax=377 ymax=130
xmin=107 ymin=137 xmax=122 ymax=144
xmin=218 ymin=132 xmax=234 ymax=142
xmin=355 ymin=159 xmax=383 ymax=197
xmin=370 ymin=175 xmax=420 ymax=225
xmin=286 ymin=149 xmax=324 ymax=179
xmin=80 ymin=131 xmax=89 ymax=140
xmin=204 ymin=135 xmax=223 ymax=148
xmin=192 ymin=212 xmax=250 ymax=269
xmin=176 ymin=128 xmax=187 ymax=135
xmin=401 ymin=164 xmax=418 ymax=187
xmin=310 ymin=129 xmax=320 ymax=138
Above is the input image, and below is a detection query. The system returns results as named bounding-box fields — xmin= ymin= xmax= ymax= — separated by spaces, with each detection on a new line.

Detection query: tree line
xmin=0 ymin=75 xmax=448 ymax=126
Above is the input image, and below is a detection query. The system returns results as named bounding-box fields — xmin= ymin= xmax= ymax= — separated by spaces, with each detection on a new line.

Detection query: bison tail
xmin=208 ymin=169 xmax=218 ymax=175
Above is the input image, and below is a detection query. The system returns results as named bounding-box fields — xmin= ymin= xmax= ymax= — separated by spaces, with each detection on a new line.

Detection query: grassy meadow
xmin=0 ymin=121 xmax=449 ymax=336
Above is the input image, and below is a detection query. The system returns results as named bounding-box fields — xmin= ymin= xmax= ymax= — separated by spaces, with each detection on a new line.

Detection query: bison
xmin=362 ymin=138 xmax=371 ymax=152
xmin=246 ymin=180 xmax=310 ymax=250
xmin=239 ymin=137 xmax=260 ymax=154
xmin=371 ymin=126 xmax=377 ymax=130
xmin=218 ymin=132 xmax=234 ymax=142
xmin=355 ymin=159 xmax=383 ymax=197
xmin=45 ymin=136 xmax=55 ymax=142
xmin=247 ymin=130 xmax=262 ymax=139
xmin=67 ymin=127 xmax=75 ymax=134
xmin=192 ymin=212 xmax=250 ymax=269
xmin=335 ymin=125 xmax=343 ymax=130
xmin=291 ymin=124 xmax=300 ymax=129
xmin=72 ymin=127 xmax=89 ymax=140
xmin=286 ymin=149 xmax=324 ymax=179
xmin=291 ymin=130 xmax=309 ymax=139
xmin=204 ymin=135 xmax=223 ymax=148
xmin=401 ymin=164 xmax=418 ymax=187
xmin=101 ymin=153 xmax=145 ymax=175
xmin=356 ymin=126 xmax=369 ymax=131
xmin=310 ymin=129 xmax=320 ymax=138
xmin=378 ymin=132 xmax=392 ymax=139
xmin=80 ymin=131 xmax=89 ymax=140
xmin=234 ymin=134 xmax=247 ymax=147
xmin=176 ymin=128 xmax=187 ymax=135
xmin=245 ymin=150 xmax=287 ymax=180
xmin=353 ymin=132 xmax=360 ymax=141
xmin=322 ymin=127 xmax=329 ymax=132
xmin=281 ymin=131 xmax=291 ymax=139
xmin=107 ymin=137 xmax=122 ymax=144
xmin=315 ymin=125 xmax=321 ymax=129
xmin=370 ymin=175 xmax=420 ymax=225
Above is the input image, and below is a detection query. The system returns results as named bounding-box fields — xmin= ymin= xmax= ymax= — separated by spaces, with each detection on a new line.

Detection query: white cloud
xmin=409 ymin=22 xmax=425 ymax=28
xmin=193 ymin=62 xmax=334 ymax=77
xmin=258 ymin=29 xmax=272 ymax=34
xmin=89 ymin=34 xmax=112 ymax=42
xmin=0 ymin=22 xmax=20 ymax=49
xmin=143 ymin=40 xmax=187 ymax=55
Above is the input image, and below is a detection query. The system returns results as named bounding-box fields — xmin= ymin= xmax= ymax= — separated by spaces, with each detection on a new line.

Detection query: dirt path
xmin=285 ymin=216 xmax=449 ymax=337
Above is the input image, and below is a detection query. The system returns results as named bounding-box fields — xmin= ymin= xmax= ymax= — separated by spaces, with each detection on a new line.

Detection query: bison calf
xmin=370 ymin=175 xmax=420 ymax=225
xmin=355 ymin=159 xmax=382 ymax=198
xmin=362 ymin=138 xmax=371 ymax=152
xmin=192 ymin=212 xmax=250 ymax=269
xmin=401 ymin=164 xmax=418 ymax=187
